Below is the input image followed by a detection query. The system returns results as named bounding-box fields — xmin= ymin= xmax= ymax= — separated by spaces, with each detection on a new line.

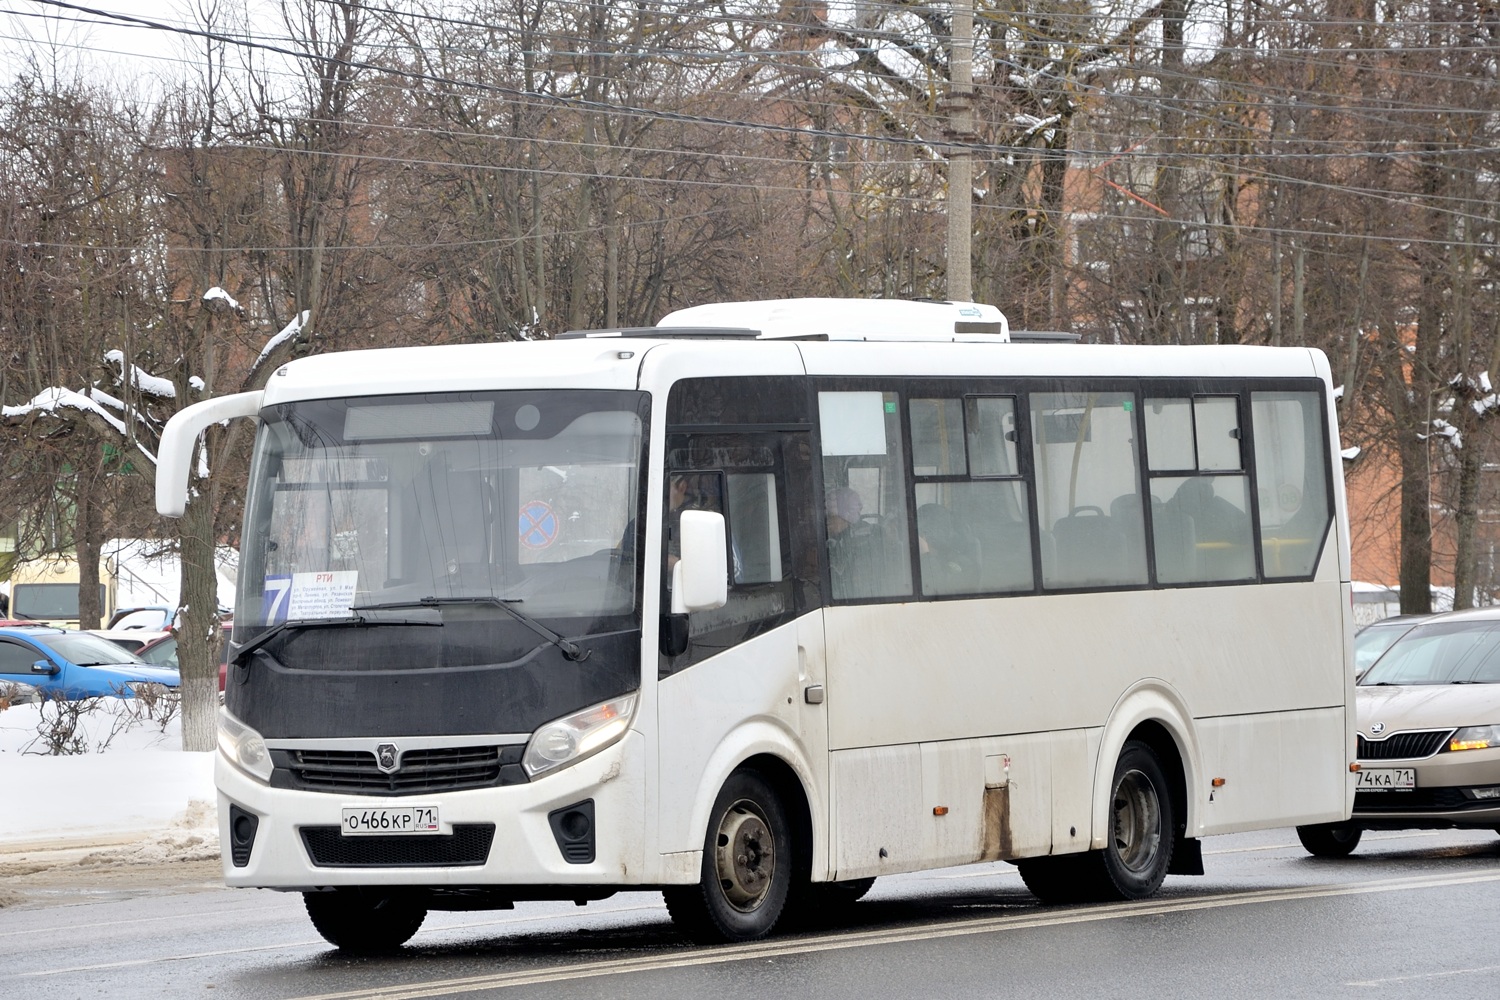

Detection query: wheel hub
xmin=1111 ymin=768 xmax=1162 ymax=873
xmin=715 ymin=800 xmax=775 ymax=911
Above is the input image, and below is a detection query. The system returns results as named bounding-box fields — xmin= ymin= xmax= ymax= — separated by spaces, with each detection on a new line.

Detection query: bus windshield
xmin=237 ymin=389 xmax=648 ymax=638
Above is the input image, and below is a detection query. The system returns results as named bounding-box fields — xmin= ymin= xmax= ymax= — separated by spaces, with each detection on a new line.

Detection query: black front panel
xmin=227 ymin=626 xmax=639 ymax=740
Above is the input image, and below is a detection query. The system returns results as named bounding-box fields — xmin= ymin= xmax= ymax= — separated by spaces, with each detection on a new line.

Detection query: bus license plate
xmin=1356 ymin=768 xmax=1416 ymax=790
xmin=341 ymin=805 xmax=440 ymax=836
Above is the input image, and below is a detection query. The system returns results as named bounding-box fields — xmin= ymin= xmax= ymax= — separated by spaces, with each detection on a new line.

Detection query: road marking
xmin=263 ymin=870 xmax=1500 ymax=1000
xmin=1347 ymin=963 xmax=1500 ymax=986
xmin=12 ymin=940 xmax=324 ymax=974
xmin=4 ymin=903 xmax=664 ymax=978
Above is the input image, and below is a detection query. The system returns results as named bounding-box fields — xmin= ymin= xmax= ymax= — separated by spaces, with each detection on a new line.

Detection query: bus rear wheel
xmin=1096 ymin=741 xmax=1175 ymax=899
xmin=664 ymin=769 xmax=792 ymax=944
xmin=304 ymin=889 xmax=427 ymax=952
xmin=1020 ymin=740 xmax=1175 ymax=904
xmin=1016 ymin=854 xmax=1092 ymax=904
xmin=1296 ymin=822 xmax=1362 ymax=857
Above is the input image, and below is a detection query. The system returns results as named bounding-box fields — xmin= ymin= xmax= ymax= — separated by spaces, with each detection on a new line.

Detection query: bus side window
xmin=910 ymin=395 xmax=1034 ymax=598
xmin=1144 ymin=395 xmax=1256 ymax=584
xmin=1252 ymin=391 xmax=1332 ymax=578
xmin=818 ymin=391 xmax=913 ymax=601
xmin=726 ymin=473 xmax=779 ymax=584
xmin=661 ymin=432 xmax=799 ymax=671
xmin=1030 ymin=391 xmax=1148 ymax=589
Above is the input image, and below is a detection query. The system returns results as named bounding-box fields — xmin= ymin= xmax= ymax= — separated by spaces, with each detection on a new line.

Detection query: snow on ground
xmin=0 ymin=698 xmax=217 ymax=858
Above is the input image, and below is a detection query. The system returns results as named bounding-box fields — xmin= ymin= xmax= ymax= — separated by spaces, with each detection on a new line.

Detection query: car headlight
xmin=523 ymin=693 xmax=637 ymax=779
xmin=1448 ymin=725 xmax=1500 ymax=752
xmin=218 ymin=707 xmax=273 ymax=782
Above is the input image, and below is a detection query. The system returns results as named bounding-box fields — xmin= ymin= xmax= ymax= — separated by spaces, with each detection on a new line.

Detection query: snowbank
xmin=0 ymin=699 xmax=217 ymax=850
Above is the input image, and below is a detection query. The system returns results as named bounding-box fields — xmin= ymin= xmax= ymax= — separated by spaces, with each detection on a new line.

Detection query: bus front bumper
xmin=215 ymin=731 xmax=647 ymax=891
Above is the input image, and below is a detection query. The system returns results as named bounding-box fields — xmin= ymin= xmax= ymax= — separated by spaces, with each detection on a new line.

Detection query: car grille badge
xmin=1369 ymin=722 xmax=1385 ymax=735
xmin=375 ymin=743 xmax=400 ymax=773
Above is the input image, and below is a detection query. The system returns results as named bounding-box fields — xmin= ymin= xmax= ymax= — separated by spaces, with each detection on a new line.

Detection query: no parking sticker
xmin=518 ymin=500 xmax=559 ymax=550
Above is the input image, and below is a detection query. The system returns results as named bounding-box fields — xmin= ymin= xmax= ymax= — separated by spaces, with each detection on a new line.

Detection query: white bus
xmin=155 ymin=298 xmax=1355 ymax=951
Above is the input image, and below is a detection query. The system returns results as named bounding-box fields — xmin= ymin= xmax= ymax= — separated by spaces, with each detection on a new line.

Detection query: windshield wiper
xmin=350 ymin=597 xmax=591 ymax=662
xmin=231 ymin=614 xmax=438 ymax=667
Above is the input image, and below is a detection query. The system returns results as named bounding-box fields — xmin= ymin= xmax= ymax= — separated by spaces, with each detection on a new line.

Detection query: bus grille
xmin=276 ymin=745 xmax=526 ymax=795
xmin=300 ymin=824 xmax=495 ymax=867
xmin=1357 ymin=730 xmax=1453 ymax=761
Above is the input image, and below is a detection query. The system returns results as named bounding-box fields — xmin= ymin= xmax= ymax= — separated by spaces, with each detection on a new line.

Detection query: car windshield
xmin=1359 ymin=619 xmax=1500 ymax=685
xmin=1353 ymin=620 xmax=1419 ymax=674
xmin=138 ymin=638 xmax=179 ymax=668
xmin=43 ymin=632 xmax=149 ymax=667
xmin=236 ymin=389 xmax=648 ymax=641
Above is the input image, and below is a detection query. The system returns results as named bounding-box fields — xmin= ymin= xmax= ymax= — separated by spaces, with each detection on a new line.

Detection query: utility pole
xmin=945 ymin=0 xmax=975 ymax=302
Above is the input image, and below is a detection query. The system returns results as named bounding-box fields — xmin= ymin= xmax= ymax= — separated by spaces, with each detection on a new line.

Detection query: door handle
xmin=804 ymin=684 xmax=825 ymax=705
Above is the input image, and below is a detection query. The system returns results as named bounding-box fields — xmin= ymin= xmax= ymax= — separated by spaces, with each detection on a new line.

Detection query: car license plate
xmin=341 ymin=805 xmax=440 ymax=835
xmin=1356 ymin=768 xmax=1416 ymax=790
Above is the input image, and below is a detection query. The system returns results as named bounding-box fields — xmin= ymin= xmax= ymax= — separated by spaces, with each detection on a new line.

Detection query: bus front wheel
xmin=664 ymin=769 xmax=792 ymax=944
xmin=304 ymin=889 xmax=427 ymax=952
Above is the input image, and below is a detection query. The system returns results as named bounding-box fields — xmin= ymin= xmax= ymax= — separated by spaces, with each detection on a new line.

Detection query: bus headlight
xmin=218 ymin=707 xmax=274 ymax=782
xmin=1449 ymin=725 xmax=1500 ymax=752
xmin=523 ymin=693 xmax=637 ymax=779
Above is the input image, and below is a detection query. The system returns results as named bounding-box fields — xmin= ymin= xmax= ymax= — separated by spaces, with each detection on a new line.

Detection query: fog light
xmin=228 ymin=804 xmax=259 ymax=867
xmin=548 ymin=800 xmax=596 ymax=864
xmin=1470 ymin=787 xmax=1500 ymax=800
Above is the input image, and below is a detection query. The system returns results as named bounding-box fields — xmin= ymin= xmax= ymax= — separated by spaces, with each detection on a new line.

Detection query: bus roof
xmin=259 ymin=300 xmax=1330 ymax=405
xmin=651 ymin=298 xmax=1010 ymax=341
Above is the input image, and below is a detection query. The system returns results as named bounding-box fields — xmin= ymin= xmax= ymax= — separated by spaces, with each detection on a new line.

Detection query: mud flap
xmin=1168 ymin=834 xmax=1204 ymax=875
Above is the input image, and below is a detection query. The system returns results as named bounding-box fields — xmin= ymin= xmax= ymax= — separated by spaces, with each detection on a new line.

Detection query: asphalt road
xmin=3 ymin=827 xmax=1498 ymax=999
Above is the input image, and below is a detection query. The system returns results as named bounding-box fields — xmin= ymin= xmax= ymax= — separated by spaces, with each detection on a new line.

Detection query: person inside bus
xmin=917 ymin=503 xmax=976 ymax=594
xmin=664 ymin=473 xmax=695 ymax=572
xmin=826 ymin=486 xmax=867 ymax=597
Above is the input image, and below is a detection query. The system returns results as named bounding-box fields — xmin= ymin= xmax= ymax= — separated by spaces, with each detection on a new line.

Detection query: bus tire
xmin=1016 ymin=855 xmax=1092 ymax=904
xmin=304 ymin=889 xmax=427 ymax=952
xmin=664 ymin=769 xmax=792 ymax=944
xmin=783 ymin=875 xmax=877 ymax=929
xmin=1296 ymin=822 xmax=1362 ymax=857
xmin=1094 ymin=740 xmax=1175 ymax=899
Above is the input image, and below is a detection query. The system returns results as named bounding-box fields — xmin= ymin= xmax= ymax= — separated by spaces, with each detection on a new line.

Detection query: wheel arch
xmin=679 ymin=722 xmax=821 ymax=881
xmin=1091 ymin=680 xmax=1203 ymax=852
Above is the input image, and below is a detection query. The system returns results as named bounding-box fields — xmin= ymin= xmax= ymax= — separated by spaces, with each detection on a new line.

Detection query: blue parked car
xmin=0 ymin=625 xmax=179 ymax=699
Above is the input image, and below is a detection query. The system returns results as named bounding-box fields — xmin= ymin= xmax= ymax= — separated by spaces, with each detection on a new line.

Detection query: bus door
xmin=655 ymin=420 xmax=828 ymax=862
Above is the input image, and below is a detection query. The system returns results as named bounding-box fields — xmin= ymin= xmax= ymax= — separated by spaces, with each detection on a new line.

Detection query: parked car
xmin=107 ymin=606 xmax=175 ymax=631
xmin=0 ymin=625 xmax=179 ymax=700
xmin=1297 ymin=606 xmax=1500 ymax=857
xmin=0 ymin=679 xmax=39 ymax=705
xmin=135 ymin=624 xmax=234 ymax=692
xmin=89 ymin=628 xmax=172 ymax=655
xmin=1352 ymin=613 xmax=1432 ymax=677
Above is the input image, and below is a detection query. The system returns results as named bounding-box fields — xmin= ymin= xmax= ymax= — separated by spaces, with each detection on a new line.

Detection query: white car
xmin=1297 ymin=606 xmax=1500 ymax=856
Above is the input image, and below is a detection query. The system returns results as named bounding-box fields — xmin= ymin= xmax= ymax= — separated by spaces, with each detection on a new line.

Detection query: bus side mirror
xmin=31 ymin=660 xmax=58 ymax=676
xmin=156 ymin=390 xmax=265 ymax=517
xmin=671 ymin=510 xmax=729 ymax=614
